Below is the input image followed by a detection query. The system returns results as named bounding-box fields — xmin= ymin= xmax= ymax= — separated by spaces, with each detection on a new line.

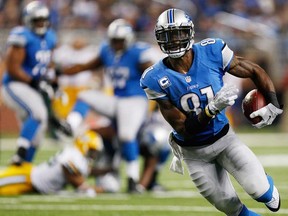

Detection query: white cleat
xmin=265 ymin=186 xmax=281 ymax=212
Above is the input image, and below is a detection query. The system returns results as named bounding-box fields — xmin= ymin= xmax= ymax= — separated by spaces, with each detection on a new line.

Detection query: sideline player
xmin=0 ymin=1 xmax=69 ymax=165
xmin=140 ymin=8 xmax=282 ymax=215
xmin=0 ymin=131 xmax=105 ymax=196
xmin=60 ymin=19 xmax=155 ymax=192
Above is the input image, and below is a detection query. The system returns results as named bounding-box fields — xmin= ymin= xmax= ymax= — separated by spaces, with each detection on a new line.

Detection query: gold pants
xmin=0 ymin=163 xmax=34 ymax=195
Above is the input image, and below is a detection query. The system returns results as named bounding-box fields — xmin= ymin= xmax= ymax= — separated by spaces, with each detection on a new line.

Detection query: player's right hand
xmin=207 ymin=84 xmax=239 ymax=115
xmin=250 ymin=103 xmax=283 ymax=129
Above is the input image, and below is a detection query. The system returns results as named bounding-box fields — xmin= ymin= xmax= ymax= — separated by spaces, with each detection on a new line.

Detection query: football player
xmin=0 ymin=130 xmax=105 ymax=196
xmin=0 ymin=1 xmax=69 ymax=165
xmin=140 ymin=8 xmax=283 ymax=215
xmin=136 ymin=106 xmax=171 ymax=192
xmin=59 ymin=19 xmax=155 ymax=192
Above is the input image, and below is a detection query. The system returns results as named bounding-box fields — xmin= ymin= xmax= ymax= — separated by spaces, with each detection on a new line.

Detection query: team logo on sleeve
xmin=158 ymin=76 xmax=171 ymax=89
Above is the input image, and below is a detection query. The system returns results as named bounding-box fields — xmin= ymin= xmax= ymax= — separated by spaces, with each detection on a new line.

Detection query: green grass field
xmin=0 ymin=131 xmax=287 ymax=216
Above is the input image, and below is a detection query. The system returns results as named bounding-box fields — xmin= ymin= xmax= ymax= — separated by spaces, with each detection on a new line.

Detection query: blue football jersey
xmin=99 ymin=41 xmax=152 ymax=97
xmin=140 ymin=38 xmax=234 ymax=144
xmin=2 ymin=26 xmax=57 ymax=84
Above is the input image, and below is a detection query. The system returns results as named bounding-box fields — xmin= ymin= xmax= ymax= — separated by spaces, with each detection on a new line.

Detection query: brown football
xmin=242 ymin=89 xmax=267 ymax=124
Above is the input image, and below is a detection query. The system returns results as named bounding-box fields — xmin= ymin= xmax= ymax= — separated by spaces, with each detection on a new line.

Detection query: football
xmin=242 ymin=89 xmax=267 ymax=124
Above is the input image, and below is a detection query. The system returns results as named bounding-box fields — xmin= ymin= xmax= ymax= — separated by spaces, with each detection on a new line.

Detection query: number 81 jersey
xmin=140 ymin=38 xmax=234 ymax=143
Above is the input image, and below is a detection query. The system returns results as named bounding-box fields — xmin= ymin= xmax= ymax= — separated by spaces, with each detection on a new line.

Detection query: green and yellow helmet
xmin=74 ymin=130 xmax=103 ymax=155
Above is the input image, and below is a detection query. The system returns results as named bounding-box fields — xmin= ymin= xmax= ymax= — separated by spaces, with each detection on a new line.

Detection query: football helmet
xmin=23 ymin=1 xmax=50 ymax=35
xmin=155 ymin=8 xmax=195 ymax=58
xmin=74 ymin=130 xmax=104 ymax=156
xmin=139 ymin=122 xmax=169 ymax=156
xmin=107 ymin=19 xmax=135 ymax=48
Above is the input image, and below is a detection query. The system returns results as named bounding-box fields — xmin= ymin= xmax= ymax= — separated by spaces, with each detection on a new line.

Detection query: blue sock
xmin=158 ymin=148 xmax=170 ymax=165
xmin=72 ymin=100 xmax=90 ymax=117
xmin=121 ymin=140 xmax=139 ymax=161
xmin=239 ymin=205 xmax=261 ymax=216
xmin=25 ymin=146 xmax=36 ymax=162
xmin=20 ymin=117 xmax=40 ymax=140
xmin=256 ymin=175 xmax=273 ymax=203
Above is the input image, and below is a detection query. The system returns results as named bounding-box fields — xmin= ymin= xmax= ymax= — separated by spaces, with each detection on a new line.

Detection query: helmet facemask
xmin=156 ymin=26 xmax=194 ymax=58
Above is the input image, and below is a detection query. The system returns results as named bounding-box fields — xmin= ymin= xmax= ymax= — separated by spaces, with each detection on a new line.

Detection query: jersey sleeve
xmin=199 ymin=38 xmax=234 ymax=72
xmin=140 ymin=66 xmax=169 ymax=100
xmin=98 ymin=41 xmax=108 ymax=61
xmin=221 ymin=41 xmax=234 ymax=71
xmin=58 ymin=148 xmax=89 ymax=177
xmin=49 ymin=29 xmax=58 ymax=49
xmin=7 ymin=27 xmax=27 ymax=47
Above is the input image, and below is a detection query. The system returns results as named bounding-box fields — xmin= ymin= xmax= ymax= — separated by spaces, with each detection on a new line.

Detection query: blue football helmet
xmin=155 ymin=8 xmax=195 ymax=58
xmin=23 ymin=1 xmax=50 ymax=35
xmin=107 ymin=19 xmax=135 ymax=49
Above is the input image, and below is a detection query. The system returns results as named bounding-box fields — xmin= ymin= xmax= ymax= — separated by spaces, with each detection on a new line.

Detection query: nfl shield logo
xmin=185 ymin=76 xmax=191 ymax=83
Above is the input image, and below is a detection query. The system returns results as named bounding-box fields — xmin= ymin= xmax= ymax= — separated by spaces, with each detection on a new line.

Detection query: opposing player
xmin=0 ymin=131 xmax=105 ymax=196
xmin=0 ymin=1 xmax=69 ymax=165
xmin=140 ymin=9 xmax=283 ymax=215
xmin=60 ymin=19 xmax=155 ymax=192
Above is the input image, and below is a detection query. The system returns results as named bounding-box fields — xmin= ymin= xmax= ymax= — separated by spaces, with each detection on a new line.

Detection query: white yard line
xmin=0 ymin=203 xmax=287 ymax=214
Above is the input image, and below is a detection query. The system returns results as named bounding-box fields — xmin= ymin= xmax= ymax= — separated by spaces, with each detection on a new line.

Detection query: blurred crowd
xmin=0 ymin=0 xmax=287 ymax=129
xmin=0 ymin=0 xmax=288 ymax=34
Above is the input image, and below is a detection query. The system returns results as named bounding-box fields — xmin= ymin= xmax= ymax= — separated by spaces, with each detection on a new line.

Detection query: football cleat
xmin=265 ymin=185 xmax=281 ymax=212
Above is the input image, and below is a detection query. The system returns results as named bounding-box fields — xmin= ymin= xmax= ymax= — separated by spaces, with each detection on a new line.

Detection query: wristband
xmin=265 ymin=91 xmax=280 ymax=108
xmin=205 ymin=106 xmax=215 ymax=118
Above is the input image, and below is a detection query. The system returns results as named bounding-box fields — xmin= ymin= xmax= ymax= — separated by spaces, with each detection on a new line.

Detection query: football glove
xmin=250 ymin=103 xmax=283 ymax=129
xmin=206 ymin=84 xmax=239 ymax=116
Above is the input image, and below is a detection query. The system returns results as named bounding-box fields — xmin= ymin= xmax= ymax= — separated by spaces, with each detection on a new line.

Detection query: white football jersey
xmin=31 ymin=146 xmax=90 ymax=194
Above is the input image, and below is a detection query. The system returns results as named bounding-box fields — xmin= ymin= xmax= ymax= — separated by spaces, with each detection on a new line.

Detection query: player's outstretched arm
xmin=59 ymin=56 xmax=103 ymax=76
xmin=228 ymin=56 xmax=283 ymax=128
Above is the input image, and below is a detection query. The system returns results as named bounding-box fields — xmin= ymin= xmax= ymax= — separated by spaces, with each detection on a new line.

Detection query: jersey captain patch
xmin=158 ymin=76 xmax=171 ymax=89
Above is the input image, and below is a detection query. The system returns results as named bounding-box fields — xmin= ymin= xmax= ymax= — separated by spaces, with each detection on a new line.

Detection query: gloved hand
xmin=206 ymin=84 xmax=239 ymax=116
xmin=250 ymin=103 xmax=283 ymax=129
xmin=29 ymin=78 xmax=40 ymax=89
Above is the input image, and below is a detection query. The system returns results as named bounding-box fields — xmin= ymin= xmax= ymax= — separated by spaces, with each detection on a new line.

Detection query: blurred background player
xmin=93 ymin=105 xmax=172 ymax=194
xmin=136 ymin=106 xmax=171 ymax=193
xmin=51 ymin=35 xmax=100 ymax=120
xmin=0 ymin=1 xmax=69 ymax=165
xmin=0 ymin=130 xmax=106 ymax=197
xmin=59 ymin=18 xmax=155 ymax=192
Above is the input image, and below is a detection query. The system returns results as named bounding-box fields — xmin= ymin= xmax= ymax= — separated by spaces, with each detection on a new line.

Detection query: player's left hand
xmin=250 ymin=103 xmax=283 ymax=129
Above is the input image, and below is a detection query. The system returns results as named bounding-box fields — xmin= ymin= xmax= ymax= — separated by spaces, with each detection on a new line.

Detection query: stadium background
xmin=0 ymin=1 xmax=287 ymax=216
xmin=0 ymin=0 xmax=287 ymax=135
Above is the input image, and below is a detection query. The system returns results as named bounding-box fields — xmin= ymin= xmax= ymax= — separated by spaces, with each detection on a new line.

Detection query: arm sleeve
xmin=221 ymin=42 xmax=234 ymax=71
xmin=140 ymin=67 xmax=168 ymax=100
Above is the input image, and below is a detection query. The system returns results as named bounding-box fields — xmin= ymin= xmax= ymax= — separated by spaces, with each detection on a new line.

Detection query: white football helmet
xmin=155 ymin=8 xmax=195 ymax=58
xmin=107 ymin=19 xmax=135 ymax=48
xmin=23 ymin=1 xmax=50 ymax=35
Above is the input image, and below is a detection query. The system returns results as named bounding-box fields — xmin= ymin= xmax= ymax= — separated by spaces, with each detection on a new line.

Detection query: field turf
xmin=0 ymin=132 xmax=287 ymax=216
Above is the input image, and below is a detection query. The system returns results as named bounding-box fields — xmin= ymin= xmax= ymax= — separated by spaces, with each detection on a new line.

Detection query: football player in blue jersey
xmin=0 ymin=1 xmax=66 ymax=165
xmin=140 ymin=8 xmax=283 ymax=215
xmin=60 ymin=19 xmax=155 ymax=192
